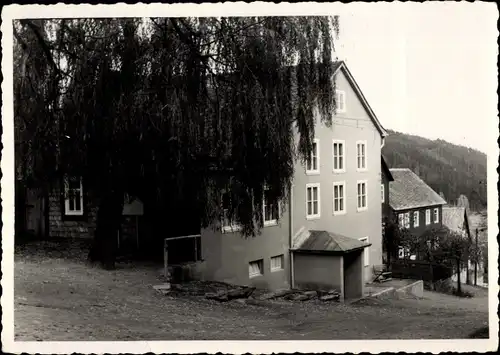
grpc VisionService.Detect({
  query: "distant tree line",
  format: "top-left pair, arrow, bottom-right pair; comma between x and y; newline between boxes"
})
383,130 -> 487,212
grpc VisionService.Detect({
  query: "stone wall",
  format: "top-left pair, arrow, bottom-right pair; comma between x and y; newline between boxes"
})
47,184 -> 139,248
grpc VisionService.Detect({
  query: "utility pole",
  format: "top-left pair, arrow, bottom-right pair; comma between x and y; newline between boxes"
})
474,228 -> 478,286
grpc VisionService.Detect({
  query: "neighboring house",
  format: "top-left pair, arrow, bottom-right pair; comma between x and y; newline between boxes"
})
443,206 -> 487,287
388,168 -> 447,259
20,176 -> 144,253
200,61 -> 388,300
381,156 -> 394,264
467,210 -> 488,286
381,156 -> 394,228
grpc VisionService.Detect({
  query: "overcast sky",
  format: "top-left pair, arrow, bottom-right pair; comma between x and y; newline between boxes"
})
334,3 -> 497,154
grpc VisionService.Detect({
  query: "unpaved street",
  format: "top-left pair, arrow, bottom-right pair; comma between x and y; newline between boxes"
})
14,244 -> 489,341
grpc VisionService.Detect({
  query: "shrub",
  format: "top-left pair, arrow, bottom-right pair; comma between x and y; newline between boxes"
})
452,288 -> 474,298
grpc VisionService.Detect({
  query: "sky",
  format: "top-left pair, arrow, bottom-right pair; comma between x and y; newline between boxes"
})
334,3 -> 498,154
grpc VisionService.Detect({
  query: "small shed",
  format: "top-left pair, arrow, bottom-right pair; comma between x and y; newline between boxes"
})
292,229 -> 371,300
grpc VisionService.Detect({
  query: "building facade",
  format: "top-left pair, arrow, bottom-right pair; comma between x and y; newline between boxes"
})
200,61 -> 388,294
388,168 -> 447,259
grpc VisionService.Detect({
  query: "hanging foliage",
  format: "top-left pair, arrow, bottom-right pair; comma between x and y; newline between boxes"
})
14,16 -> 340,267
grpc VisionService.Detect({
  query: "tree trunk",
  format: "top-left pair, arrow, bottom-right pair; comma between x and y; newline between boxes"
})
88,189 -> 124,269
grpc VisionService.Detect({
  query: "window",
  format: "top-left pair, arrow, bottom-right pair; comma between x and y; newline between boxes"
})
64,176 -> 84,216
425,209 -> 431,225
356,141 -> 367,171
413,211 -> 420,227
359,237 -> 369,266
306,139 -> 320,174
333,181 -> 346,215
357,181 -> 367,211
263,188 -> 279,226
306,183 -> 321,219
222,192 -> 242,232
433,208 -> 439,223
399,213 -> 410,229
398,246 -> 411,259
270,255 -> 284,272
332,140 -> 345,173
248,259 -> 264,278
381,183 -> 385,203
336,90 -> 346,113
404,212 -> 410,229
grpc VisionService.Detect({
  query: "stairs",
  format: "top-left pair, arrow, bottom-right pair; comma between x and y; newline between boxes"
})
373,265 -> 393,283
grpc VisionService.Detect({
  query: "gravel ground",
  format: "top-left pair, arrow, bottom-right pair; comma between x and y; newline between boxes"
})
14,241 -> 490,341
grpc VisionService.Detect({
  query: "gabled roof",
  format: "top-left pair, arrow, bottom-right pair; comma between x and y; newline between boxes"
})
206,61 -> 387,138
381,155 -> 394,181
442,206 -> 471,237
293,230 -> 371,255
334,61 -> 388,138
389,168 -> 447,211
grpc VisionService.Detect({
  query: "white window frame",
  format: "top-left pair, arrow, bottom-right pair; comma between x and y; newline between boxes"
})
356,180 -> 368,212
425,209 -> 431,225
332,139 -> 346,173
306,183 -> 321,220
356,140 -> 368,171
381,183 -> 385,203
433,208 -> 439,223
263,187 -> 279,227
398,213 -> 405,229
306,138 -> 320,175
248,259 -> 264,278
332,181 -> 346,215
359,237 -> 369,266
335,90 -> 346,113
413,211 -> 420,227
270,255 -> 284,272
64,176 -> 84,216
404,212 -> 410,229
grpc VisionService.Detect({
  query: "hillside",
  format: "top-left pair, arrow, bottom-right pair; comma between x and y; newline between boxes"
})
382,130 -> 487,211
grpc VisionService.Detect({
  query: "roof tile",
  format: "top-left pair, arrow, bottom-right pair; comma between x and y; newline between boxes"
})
295,230 -> 370,254
389,168 -> 447,210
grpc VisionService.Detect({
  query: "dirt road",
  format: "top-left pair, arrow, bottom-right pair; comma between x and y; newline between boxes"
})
14,252 -> 489,341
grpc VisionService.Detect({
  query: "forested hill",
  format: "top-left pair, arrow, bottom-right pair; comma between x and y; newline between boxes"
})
382,129 -> 487,211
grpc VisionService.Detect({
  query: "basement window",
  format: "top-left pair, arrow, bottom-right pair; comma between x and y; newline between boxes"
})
249,259 -> 264,278
270,255 -> 284,272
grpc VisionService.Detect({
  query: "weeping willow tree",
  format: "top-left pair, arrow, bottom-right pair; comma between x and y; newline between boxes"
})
14,17 -> 340,268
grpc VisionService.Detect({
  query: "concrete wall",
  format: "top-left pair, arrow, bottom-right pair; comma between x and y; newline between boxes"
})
200,208 -> 290,291
291,69 -> 383,283
343,250 -> 364,299
293,253 -> 343,295
395,280 -> 424,298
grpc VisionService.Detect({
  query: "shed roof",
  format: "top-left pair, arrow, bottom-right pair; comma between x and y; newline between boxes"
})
293,230 -> 371,254
389,168 -> 447,211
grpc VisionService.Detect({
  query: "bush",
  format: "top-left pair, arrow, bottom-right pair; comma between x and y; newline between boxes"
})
433,278 -> 454,293
452,288 -> 474,298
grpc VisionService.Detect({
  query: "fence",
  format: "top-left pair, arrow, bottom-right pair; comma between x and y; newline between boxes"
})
163,234 -> 202,278
391,260 -> 453,283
